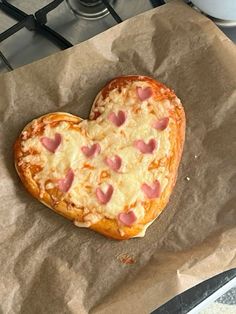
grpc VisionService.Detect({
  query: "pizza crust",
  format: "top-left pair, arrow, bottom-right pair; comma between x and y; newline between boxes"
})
14,76 -> 185,240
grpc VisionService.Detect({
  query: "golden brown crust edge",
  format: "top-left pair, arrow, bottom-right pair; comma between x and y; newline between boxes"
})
14,76 -> 185,240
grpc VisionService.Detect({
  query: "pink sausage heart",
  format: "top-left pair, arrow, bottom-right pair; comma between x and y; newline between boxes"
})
96,184 -> 114,204
104,155 -> 122,172
40,133 -> 62,153
108,110 -> 126,127
141,180 -> 161,199
136,86 -> 153,101
58,168 -> 74,193
134,138 -> 157,154
152,117 -> 169,131
81,143 -> 101,158
118,210 -> 137,227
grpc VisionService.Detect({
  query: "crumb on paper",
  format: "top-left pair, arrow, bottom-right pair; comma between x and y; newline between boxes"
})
117,253 -> 136,265
185,176 -> 190,181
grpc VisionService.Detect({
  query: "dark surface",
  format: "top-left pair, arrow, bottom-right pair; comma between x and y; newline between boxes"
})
152,269 -> 236,314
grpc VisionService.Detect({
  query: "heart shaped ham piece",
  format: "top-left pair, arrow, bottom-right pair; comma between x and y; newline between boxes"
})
40,133 -> 62,153
96,184 -> 114,204
81,143 -> 101,158
104,155 -> 122,172
134,139 -> 157,154
58,168 -> 74,193
141,180 -> 161,199
136,86 -> 153,101
14,75 -> 185,240
108,110 -> 126,127
118,210 -> 137,227
152,117 -> 169,131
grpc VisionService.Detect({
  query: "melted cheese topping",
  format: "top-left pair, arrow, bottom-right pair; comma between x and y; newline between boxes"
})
21,81 -> 173,225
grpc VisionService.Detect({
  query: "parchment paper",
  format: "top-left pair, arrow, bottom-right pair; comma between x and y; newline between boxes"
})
0,1 -> 236,313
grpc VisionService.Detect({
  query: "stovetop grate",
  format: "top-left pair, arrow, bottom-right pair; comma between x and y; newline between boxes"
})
0,0 -> 164,71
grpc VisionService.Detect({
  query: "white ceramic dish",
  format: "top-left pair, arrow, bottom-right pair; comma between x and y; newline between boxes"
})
191,0 -> 236,21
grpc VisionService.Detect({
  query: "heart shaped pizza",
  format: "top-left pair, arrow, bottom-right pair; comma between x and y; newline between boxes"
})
14,76 -> 185,240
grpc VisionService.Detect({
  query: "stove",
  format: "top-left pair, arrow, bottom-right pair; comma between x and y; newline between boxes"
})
0,0 -> 236,73
0,0 -> 235,312
0,0 -> 155,72
66,0 -> 118,20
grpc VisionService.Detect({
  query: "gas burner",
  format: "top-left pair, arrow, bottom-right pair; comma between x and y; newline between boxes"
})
66,0 -> 117,20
